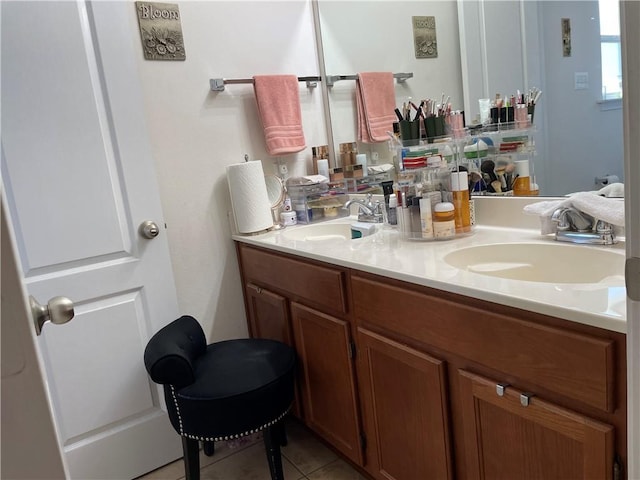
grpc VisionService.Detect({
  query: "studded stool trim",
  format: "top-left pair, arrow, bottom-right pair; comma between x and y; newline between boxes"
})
169,385 -> 291,442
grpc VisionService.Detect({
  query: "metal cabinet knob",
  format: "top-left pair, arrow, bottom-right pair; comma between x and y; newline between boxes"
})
30,295 -> 74,335
139,220 -> 160,239
520,392 -> 535,407
496,383 -> 509,397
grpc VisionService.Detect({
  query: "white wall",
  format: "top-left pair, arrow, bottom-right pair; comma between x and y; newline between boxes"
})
129,1 -> 327,340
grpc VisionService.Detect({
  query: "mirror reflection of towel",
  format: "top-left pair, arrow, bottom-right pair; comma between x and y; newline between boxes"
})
356,72 -> 397,143
253,75 -> 306,155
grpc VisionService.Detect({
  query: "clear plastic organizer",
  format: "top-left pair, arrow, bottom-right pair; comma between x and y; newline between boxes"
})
393,171 -> 475,242
393,124 -> 538,198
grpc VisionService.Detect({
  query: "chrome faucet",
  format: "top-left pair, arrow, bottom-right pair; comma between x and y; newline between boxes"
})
344,193 -> 384,223
550,207 -> 616,245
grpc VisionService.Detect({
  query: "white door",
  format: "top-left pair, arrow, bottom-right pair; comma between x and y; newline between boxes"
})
1,1 -> 183,478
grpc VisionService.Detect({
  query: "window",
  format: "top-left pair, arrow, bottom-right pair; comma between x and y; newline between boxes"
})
599,0 -> 622,99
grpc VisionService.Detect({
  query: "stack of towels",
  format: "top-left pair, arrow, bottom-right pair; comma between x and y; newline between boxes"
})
523,187 -> 625,235
253,75 -> 306,156
355,72 -> 397,143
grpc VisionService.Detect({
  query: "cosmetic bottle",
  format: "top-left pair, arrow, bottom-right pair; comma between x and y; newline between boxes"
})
432,202 -> 456,239
409,197 -> 422,236
399,192 -> 412,236
282,192 -> 292,212
419,197 -> 434,239
311,145 -> 328,174
387,193 -> 398,226
423,177 -> 442,211
451,171 -> 471,233
513,160 -> 531,196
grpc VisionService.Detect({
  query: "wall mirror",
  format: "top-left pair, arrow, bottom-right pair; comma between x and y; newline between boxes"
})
314,0 -> 624,197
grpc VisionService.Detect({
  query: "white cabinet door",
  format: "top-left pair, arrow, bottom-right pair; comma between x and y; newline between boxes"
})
1,1 -> 182,478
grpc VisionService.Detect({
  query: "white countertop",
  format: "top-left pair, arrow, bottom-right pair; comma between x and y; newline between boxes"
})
233,216 -> 627,334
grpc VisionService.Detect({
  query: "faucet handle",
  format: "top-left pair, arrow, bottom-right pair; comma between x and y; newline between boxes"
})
551,208 -> 571,231
595,220 -> 613,234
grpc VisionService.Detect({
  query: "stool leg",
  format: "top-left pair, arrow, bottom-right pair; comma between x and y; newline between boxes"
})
203,440 -> 215,456
263,425 -> 284,480
181,437 -> 200,480
274,420 -> 288,447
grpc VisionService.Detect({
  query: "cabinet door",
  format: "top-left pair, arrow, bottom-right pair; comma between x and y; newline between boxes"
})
291,302 -> 363,465
244,284 -> 302,417
458,370 -> 614,480
357,328 -> 453,480
245,283 -> 293,344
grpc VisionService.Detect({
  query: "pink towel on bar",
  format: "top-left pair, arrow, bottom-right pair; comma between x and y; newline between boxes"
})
356,72 -> 397,143
253,75 -> 306,156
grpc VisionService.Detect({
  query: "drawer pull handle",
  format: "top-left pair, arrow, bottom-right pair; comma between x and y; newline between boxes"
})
520,392 -> 535,407
496,383 -> 509,396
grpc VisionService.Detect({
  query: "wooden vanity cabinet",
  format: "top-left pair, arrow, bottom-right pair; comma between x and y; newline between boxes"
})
351,271 -> 626,479
236,243 -> 363,466
236,243 -> 627,479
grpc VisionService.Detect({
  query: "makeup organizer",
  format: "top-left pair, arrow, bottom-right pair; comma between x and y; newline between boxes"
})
391,121 -> 537,241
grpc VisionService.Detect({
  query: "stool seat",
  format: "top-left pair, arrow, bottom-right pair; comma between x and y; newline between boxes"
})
144,316 -> 296,480
168,339 -> 295,441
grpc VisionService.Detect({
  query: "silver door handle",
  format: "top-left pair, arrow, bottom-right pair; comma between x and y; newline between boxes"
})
139,220 -> 160,239
30,296 -> 74,335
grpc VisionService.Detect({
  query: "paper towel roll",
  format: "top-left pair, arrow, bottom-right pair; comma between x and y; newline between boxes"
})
226,161 -> 273,234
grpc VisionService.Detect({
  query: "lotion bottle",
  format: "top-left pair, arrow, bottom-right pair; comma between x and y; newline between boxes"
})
451,171 -> 471,233
419,197 -> 434,239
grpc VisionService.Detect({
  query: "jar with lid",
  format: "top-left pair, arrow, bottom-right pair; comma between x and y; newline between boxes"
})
432,202 -> 456,239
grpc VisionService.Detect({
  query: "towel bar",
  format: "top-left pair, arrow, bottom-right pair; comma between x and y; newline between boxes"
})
210,76 -> 321,92
325,72 -> 413,87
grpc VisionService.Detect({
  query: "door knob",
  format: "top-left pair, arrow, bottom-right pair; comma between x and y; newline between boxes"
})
30,296 -> 74,335
139,220 -> 160,239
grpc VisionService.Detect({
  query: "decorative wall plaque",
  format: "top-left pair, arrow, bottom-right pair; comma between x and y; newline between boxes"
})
412,16 -> 438,59
135,2 -> 186,61
562,18 -> 572,57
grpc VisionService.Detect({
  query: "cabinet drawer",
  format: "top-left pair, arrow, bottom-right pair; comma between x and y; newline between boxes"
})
238,244 -> 348,314
352,275 -> 615,412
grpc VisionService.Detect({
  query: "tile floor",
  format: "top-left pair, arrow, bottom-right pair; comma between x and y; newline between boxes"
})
138,418 -> 367,480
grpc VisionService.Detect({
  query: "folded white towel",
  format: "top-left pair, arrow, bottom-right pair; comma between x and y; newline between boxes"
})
523,192 -> 625,235
567,182 -> 624,198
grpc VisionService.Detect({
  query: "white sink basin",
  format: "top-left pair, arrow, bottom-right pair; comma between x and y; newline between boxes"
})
280,222 -> 354,242
444,243 -> 625,284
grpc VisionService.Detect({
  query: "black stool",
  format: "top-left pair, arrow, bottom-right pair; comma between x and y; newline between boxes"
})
144,315 -> 296,480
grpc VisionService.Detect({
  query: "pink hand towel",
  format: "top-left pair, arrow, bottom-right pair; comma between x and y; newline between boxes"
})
356,72 -> 397,143
253,75 -> 306,156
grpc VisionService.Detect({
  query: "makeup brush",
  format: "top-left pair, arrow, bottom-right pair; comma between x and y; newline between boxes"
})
481,159 -> 498,183
468,171 -> 484,192
494,167 -> 508,191
503,163 -> 516,190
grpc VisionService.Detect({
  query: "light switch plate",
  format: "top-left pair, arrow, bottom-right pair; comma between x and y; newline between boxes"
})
575,72 -> 589,90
